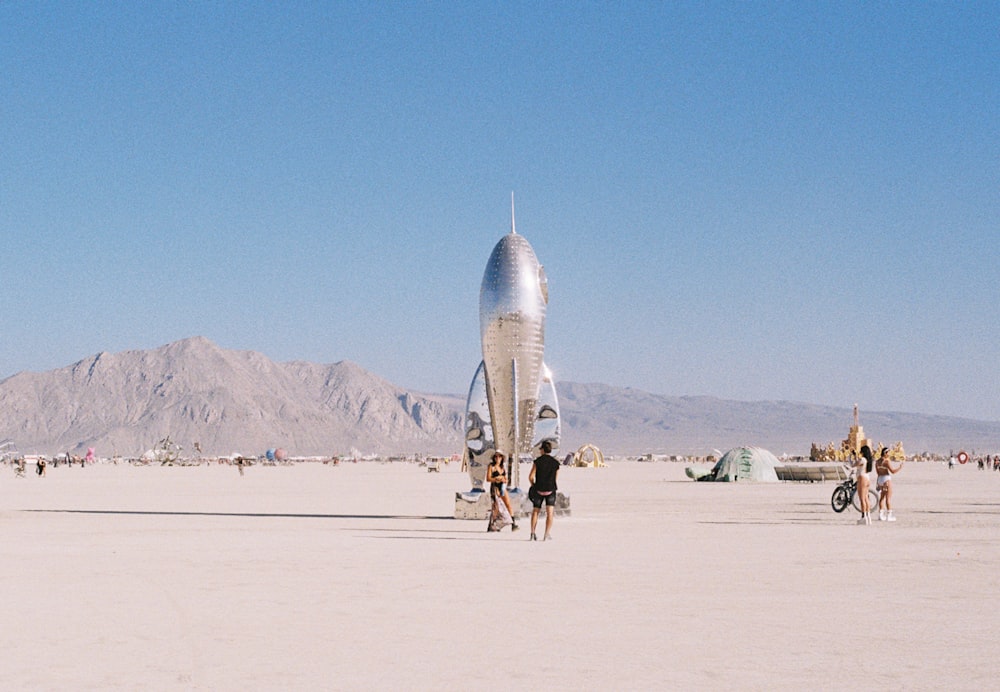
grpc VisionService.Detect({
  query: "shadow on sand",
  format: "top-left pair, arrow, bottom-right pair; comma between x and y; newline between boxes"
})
25,508 -> 454,521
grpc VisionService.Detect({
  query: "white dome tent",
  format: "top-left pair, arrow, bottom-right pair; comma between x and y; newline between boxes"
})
706,446 -> 780,482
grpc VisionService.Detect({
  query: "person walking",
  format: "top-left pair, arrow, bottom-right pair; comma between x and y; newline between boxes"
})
528,440 -> 559,541
876,447 -> 904,521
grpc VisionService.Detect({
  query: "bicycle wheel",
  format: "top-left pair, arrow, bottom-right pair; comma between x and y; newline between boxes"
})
831,485 -> 851,513
852,488 -> 880,513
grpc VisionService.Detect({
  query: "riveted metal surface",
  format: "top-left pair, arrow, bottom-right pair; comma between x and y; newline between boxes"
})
464,223 -> 561,491
480,232 -> 546,486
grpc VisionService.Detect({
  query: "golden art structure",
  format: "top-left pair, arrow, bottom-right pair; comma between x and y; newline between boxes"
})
572,443 -> 605,468
843,404 -> 872,457
810,404 -> 905,462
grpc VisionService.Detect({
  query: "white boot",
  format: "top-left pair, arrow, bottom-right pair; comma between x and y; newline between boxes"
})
878,509 -> 886,521
887,510 -> 896,522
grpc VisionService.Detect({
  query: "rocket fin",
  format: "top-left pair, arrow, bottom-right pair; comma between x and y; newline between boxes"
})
532,362 -> 560,451
464,361 -> 494,489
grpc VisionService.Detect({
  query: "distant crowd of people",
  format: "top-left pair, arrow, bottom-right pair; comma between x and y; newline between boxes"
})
946,454 -> 1000,470
976,456 -> 1000,471
4,454 -> 91,478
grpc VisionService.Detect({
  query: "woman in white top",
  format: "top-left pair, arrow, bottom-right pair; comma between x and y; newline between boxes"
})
876,447 -> 904,521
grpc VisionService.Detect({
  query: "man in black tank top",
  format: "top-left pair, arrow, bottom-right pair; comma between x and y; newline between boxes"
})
528,440 -> 560,541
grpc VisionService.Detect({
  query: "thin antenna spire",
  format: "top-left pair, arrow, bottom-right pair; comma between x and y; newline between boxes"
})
510,192 -> 516,234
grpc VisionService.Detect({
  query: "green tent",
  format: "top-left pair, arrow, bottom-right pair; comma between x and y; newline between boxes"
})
708,447 -> 780,482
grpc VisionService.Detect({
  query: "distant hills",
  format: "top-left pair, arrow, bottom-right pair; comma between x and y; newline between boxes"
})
0,337 -> 459,457
1,337 -> 997,457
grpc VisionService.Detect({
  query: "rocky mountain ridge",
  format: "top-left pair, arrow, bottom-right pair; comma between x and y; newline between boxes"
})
0,337 -> 460,457
1,337 -> 997,456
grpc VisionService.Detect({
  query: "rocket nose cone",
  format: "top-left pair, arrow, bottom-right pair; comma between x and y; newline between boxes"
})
481,233 -> 542,297
479,232 -> 547,335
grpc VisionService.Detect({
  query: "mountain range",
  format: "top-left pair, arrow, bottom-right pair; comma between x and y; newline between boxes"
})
1,337 -> 997,457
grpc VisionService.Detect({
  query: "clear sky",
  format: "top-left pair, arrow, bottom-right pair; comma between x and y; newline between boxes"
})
2,2 -> 998,421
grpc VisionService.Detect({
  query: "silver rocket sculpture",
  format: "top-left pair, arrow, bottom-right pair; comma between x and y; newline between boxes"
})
464,200 -> 560,490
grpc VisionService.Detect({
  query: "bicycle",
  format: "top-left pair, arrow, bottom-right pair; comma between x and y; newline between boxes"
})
831,472 -> 879,513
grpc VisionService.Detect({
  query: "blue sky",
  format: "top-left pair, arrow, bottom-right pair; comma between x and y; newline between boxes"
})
2,2 -> 998,421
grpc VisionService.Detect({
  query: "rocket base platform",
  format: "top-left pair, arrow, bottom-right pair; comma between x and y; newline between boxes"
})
454,488 -> 571,520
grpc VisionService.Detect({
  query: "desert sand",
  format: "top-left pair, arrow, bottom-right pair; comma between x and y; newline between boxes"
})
2,460 -> 998,690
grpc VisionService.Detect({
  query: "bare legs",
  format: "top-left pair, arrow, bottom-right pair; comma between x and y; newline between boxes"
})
501,493 -> 514,518
530,506 -> 554,540
857,475 -> 871,523
502,492 -> 518,530
879,481 -> 895,520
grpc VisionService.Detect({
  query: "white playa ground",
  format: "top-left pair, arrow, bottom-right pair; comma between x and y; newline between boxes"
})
2,460 -> 998,690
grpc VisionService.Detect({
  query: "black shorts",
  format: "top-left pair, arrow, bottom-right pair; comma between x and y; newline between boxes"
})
529,486 -> 556,508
